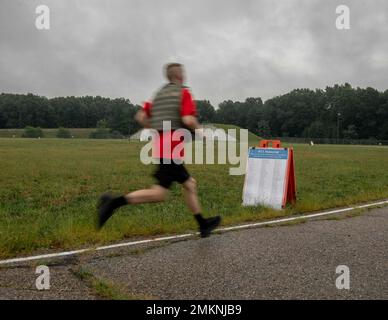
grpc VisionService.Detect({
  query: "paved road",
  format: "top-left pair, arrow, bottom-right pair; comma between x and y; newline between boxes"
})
1,206 -> 387,299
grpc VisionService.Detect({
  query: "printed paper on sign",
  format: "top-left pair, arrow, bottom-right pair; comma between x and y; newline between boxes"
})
243,148 -> 289,209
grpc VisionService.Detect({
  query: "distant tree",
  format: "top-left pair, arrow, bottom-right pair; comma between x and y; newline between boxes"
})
245,97 -> 263,132
342,125 -> 358,139
96,119 -> 108,128
89,119 -> 112,139
22,126 -> 43,138
378,123 -> 388,140
303,121 -> 327,138
256,120 -> 271,138
196,100 -> 216,123
56,127 -> 71,138
215,100 -> 239,125
107,99 -> 140,135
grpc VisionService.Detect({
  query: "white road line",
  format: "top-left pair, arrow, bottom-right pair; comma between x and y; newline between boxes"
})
1,199 -> 387,266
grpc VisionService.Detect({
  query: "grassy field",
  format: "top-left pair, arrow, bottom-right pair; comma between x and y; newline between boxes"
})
1,138 -> 388,259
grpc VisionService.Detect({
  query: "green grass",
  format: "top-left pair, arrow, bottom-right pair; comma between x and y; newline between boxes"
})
71,267 -> 150,300
266,218 -> 308,227
0,138 -> 388,259
324,208 -> 365,220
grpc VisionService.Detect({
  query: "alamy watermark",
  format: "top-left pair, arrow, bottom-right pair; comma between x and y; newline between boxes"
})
335,265 -> 350,290
336,5 -> 350,30
35,5 -> 50,30
139,122 -> 248,176
35,265 -> 50,290
34,4 -> 350,31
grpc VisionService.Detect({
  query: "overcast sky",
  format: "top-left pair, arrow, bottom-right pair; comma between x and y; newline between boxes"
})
0,0 -> 387,106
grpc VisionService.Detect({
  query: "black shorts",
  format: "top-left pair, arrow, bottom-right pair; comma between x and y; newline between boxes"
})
153,159 -> 190,189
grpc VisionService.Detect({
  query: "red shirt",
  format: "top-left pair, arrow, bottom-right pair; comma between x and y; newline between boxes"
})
143,87 -> 197,160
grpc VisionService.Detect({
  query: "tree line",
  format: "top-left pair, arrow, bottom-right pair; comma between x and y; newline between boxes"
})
0,94 -> 141,136
197,83 -> 388,140
1,83 -> 387,139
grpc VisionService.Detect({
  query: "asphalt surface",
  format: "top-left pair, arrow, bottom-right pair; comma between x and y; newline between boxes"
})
0,206 -> 387,299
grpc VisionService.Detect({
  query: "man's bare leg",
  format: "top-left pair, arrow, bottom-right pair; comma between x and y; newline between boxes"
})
97,178 -> 220,237
182,177 -> 221,237
97,185 -> 168,229
125,185 -> 168,204
182,177 -> 201,214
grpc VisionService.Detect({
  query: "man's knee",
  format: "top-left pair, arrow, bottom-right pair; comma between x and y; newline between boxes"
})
183,177 -> 197,193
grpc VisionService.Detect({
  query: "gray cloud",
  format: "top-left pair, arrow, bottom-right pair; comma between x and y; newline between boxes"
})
0,0 -> 387,106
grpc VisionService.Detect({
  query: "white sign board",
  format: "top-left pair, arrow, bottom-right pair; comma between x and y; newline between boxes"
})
242,147 -> 289,210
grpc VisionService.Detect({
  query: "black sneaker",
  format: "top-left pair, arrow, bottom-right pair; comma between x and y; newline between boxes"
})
97,193 -> 115,230
200,216 -> 221,238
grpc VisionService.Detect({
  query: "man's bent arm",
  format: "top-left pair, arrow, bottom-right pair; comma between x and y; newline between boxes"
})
135,109 -> 151,128
182,115 -> 201,130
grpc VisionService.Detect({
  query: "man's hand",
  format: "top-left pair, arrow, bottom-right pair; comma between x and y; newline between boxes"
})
181,115 -> 200,131
135,109 -> 150,128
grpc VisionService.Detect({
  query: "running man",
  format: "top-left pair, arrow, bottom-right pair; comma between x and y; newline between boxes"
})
97,63 -> 221,237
